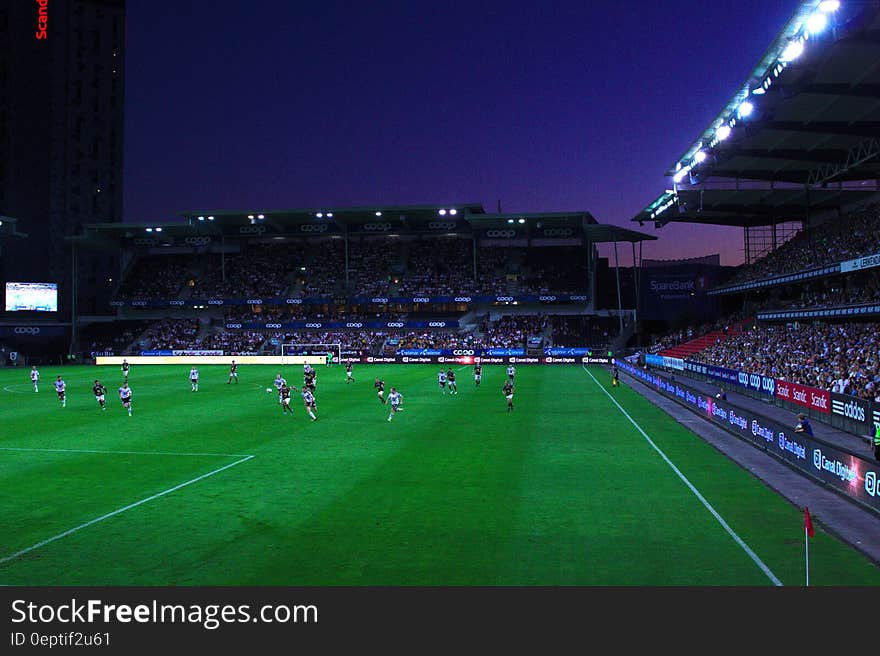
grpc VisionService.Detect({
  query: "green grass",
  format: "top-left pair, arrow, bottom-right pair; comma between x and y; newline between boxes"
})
0,363 -> 877,585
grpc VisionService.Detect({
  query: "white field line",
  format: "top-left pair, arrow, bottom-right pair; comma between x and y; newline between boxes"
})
582,365 -> 783,586
0,454 -> 254,566
0,446 -> 251,458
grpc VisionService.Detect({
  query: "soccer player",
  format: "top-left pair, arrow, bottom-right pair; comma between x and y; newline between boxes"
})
93,380 -> 107,410
387,387 -> 403,422
227,360 -> 238,384
473,363 -> 482,388
446,368 -> 458,395
54,376 -> 66,408
502,379 -> 514,413
304,368 -> 316,393
326,350 -> 334,367
506,364 -> 516,384
611,365 -> 619,388
273,372 -> 287,392
118,381 -> 133,416
190,366 -> 200,392
345,361 -> 355,384
374,377 -> 386,404
280,383 -> 296,416
302,388 -> 317,421
30,365 -> 40,392
438,369 -> 447,394
121,359 -> 130,382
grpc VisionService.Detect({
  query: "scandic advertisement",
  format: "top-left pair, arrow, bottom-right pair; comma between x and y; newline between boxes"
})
616,359 -> 880,514
775,379 -> 831,415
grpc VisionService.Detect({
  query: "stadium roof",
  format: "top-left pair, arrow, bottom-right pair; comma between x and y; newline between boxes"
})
633,187 -> 878,227
665,0 -> 880,186
0,215 -> 26,239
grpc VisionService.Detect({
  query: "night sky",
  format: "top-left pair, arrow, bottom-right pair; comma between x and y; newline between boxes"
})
123,0 -> 803,266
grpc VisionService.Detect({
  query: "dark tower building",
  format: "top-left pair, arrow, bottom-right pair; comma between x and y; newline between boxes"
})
0,0 -> 125,323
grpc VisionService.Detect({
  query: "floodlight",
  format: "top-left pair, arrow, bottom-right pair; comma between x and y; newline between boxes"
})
818,0 -> 840,12
716,125 -> 732,141
326,213 -> 333,217
694,151 -> 707,163
439,209 -> 447,215
208,216 -> 214,221
806,12 -> 828,35
155,227 -> 163,232
248,214 -> 254,219
145,228 -> 153,232
738,101 -> 754,118
449,209 -> 457,215
316,213 -> 323,218
375,211 -> 382,216
257,214 -> 265,219
518,219 -> 525,224
198,216 -> 205,220
780,39 -> 804,62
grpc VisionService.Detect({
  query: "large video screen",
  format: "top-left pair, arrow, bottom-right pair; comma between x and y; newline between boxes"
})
5,282 -> 58,312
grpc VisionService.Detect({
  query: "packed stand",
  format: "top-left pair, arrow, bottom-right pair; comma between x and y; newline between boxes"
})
395,237 -> 473,296
688,321 -> 880,402
116,256 -> 191,300
727,203 -> 880,286
138,319 -> 200,351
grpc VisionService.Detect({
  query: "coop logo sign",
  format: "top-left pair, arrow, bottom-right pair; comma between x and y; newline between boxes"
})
386,322 -> 404,328
207,299 -> 224,305
452,350 -> 475,356
131,301 -> 147,307
285,298 -> 303,305
184,236 -> 212,246
35,0 -> 49,40
542,228 -> 573,237
305,323 -> 322,329
453,297 -> 472,303
300,224 -> 328,233
371,298 -> 388,304
246,299 -> 263,305
412,297 -> 430,304
346,322 -> 364,328
265,323 -> 282,329
226,323 -> 243,329
239,225 -> 266,235
168,300 -> 184,306
428,221 -> 456,230
364,223 -> 391,231
14,327 -> 41,335
539,295 -> 557,302
495,296 -> 513,302
570,295 -> 589,302
486,230 -> 515,238
428,322 -> 446,328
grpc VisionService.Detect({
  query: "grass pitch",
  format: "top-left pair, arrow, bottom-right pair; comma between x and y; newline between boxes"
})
1,363 -> 878,585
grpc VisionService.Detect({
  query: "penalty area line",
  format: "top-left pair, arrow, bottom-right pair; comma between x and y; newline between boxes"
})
0,454 -> 255,567
581,365 -> 783,587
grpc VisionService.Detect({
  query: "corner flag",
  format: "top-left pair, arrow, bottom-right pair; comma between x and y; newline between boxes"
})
804,506 -> 814,586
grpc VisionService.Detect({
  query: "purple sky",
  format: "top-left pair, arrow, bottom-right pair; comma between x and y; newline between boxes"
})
123,0 -> 802,266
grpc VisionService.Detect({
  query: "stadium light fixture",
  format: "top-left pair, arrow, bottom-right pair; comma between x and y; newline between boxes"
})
716,125 -> 732,141
155,227 -> 163,232
300,267 -> 306,271
818,0 -> 840,12
449,209 -> 457,215
806,12 -> 828,35
208,216 -> 214,221
737,101 -> 754,118
197,215 -> 205,221
439,209 -> 447,215
673,170 -> 687,184
780,39 -> 804,62
507,219 -> 514,224
257,214 -> 265,219
248,214 -> 254,219
316,213 -> 323,218
694,150 -> 707,163
518,219 -> 525,224
145,228 -> 153,232
375,211 -> 382,216
327,212 -> 333,217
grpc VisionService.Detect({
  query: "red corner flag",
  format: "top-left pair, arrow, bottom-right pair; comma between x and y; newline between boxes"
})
804,506 -> 815,538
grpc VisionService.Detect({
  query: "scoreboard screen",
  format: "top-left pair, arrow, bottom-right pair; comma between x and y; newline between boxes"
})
5,282 -> 58,312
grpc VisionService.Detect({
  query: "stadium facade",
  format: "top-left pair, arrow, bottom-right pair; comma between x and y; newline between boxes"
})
0,0 -> 126,321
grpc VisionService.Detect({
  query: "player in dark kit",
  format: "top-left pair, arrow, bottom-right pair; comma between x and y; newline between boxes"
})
502,379 -> 515,412
227,360 -> 239,384
121,359 -> 130,383
374,378 -> 386,404
473,363 -> 482,387
446,368 -> 458,395
345,361 -> 355,384
305,368 -> 317,392
279,383 -> 297,416
93,380 -> 107,411
611,365 -> 619,388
